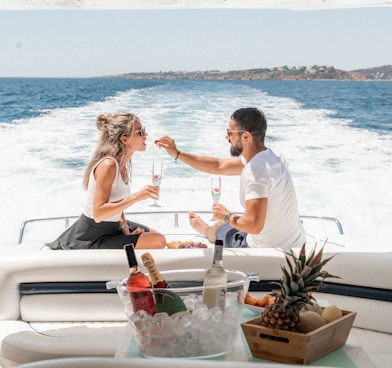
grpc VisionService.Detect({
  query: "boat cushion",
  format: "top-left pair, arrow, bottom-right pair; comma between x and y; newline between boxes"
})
1,321 -> 126,365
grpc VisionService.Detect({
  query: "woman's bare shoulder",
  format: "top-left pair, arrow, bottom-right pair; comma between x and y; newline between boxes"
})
95,157 -> 118,176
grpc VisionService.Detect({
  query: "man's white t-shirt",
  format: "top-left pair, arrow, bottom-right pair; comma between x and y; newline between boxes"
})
239,148 -> 305,250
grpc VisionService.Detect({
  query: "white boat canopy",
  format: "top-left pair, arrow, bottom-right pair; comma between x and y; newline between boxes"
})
0,0 -> 391,11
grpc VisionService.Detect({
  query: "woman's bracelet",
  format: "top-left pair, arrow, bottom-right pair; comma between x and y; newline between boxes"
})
174,150 -> 181,163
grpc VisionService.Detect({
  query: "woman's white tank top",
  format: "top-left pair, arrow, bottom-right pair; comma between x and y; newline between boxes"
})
82,157 -> 130,222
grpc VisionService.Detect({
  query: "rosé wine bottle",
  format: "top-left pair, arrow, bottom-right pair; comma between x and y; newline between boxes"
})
125,244 -> 156,316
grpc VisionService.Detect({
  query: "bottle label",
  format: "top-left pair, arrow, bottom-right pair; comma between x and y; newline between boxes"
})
141,252 -> 165,286
203,240 -> 227,309
203,285 -> 226,310
216,287 -> 227,310
154,289 -> 187,315
131,291 -> 156,315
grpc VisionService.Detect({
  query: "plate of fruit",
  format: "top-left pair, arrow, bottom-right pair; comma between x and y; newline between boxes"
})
244,292 -> 275,315
166,240 -> 209,249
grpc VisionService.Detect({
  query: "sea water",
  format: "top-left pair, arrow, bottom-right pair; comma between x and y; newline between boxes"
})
0,78 -> 391,247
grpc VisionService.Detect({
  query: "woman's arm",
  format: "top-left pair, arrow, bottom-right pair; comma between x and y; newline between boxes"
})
92,159 -> 159,223
119,212 -> 131,234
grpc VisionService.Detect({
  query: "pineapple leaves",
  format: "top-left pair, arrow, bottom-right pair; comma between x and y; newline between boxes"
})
269,243 -> 339,303
261,243 -> 339,332
299,243 -> 306,268
307,245 -> 324,267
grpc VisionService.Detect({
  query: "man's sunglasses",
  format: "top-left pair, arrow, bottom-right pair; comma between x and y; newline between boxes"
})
226,129 -> 246,136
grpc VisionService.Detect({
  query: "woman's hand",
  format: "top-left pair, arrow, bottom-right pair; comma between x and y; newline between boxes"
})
130,227 -> 145,235
132,185 -> 160,202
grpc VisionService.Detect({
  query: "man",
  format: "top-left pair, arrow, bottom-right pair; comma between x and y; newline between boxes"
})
155,107 -> 305,250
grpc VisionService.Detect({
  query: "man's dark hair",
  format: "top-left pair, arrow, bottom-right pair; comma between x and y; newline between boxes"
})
231,107 -> 266,143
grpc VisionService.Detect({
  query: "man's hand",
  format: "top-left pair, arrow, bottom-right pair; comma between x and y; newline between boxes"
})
212,202 -> 230,223
154,135 -> 179,158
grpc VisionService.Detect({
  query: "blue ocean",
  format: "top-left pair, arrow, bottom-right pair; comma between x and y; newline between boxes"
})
0,78 -> 391,247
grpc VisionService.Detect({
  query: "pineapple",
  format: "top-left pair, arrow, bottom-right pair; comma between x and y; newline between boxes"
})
259,243 -> 338,332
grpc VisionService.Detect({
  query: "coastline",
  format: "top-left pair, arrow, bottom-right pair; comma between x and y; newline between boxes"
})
104,65 -> 392,81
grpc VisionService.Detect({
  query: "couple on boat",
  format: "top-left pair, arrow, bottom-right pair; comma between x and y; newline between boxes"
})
47,107 -> 305,251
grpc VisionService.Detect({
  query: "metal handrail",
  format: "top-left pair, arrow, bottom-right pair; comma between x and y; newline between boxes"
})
17,211 -> 212,244
18,215 -> 79,244
18,211 -> 343,244
300,215 -> 344,235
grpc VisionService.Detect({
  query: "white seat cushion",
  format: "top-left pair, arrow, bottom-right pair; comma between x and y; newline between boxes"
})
0,321 -> 127,366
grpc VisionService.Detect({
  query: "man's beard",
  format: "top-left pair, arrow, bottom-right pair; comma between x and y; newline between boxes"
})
230,142 -> 243,157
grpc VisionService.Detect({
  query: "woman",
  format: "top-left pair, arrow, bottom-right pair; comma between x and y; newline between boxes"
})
47,112 -> 166,249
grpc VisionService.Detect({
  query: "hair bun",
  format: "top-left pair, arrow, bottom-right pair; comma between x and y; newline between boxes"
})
96,114 -> 112,131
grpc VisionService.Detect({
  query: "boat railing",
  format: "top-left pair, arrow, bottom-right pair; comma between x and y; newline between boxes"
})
300,215 -> 344,235
18,211 -> 343,244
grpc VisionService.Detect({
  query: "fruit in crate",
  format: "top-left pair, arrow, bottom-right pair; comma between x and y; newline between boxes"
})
304,302 -> 323,315
322,304 -> 343,323
259,243 -> 339,332
299,310 -> 325,332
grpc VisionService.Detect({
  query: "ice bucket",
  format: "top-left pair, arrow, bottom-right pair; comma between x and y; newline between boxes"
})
108,268 -> 258,359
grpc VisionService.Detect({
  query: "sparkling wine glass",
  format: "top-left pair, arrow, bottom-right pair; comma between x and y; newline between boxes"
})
211,176 -> 222,203
210,176 -> 221,219
150,161 -> 163,207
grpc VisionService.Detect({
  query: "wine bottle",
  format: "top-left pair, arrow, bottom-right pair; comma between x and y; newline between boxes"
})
141,252 -> 187,315
124,244 -> 156,316
202,239 -> 227,309
141,252 -> 170,288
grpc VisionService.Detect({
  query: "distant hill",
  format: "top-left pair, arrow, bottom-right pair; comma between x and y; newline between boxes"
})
351,65 -> 392,80
113,65 -> 392,81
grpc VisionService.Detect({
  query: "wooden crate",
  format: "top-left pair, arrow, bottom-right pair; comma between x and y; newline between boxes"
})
241,310 -> 356,365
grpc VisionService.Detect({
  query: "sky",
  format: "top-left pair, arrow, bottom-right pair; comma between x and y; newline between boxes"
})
0,7 -> 391,78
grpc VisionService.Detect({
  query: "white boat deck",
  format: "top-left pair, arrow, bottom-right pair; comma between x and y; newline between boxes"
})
3,212 -> 390,368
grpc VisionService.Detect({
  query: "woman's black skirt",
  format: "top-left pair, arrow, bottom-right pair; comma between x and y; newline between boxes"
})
46,213 -> 149,250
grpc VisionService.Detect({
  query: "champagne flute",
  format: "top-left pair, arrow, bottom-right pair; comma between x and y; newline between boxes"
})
211,176 -> 221,203
210,176 -> 221,219
150,161 -> 163,207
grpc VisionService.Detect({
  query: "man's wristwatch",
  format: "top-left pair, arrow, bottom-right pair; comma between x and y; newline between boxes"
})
224,213 -> 232,224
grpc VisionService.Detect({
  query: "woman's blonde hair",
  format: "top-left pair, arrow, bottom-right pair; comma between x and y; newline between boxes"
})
83,112 -> 139,189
